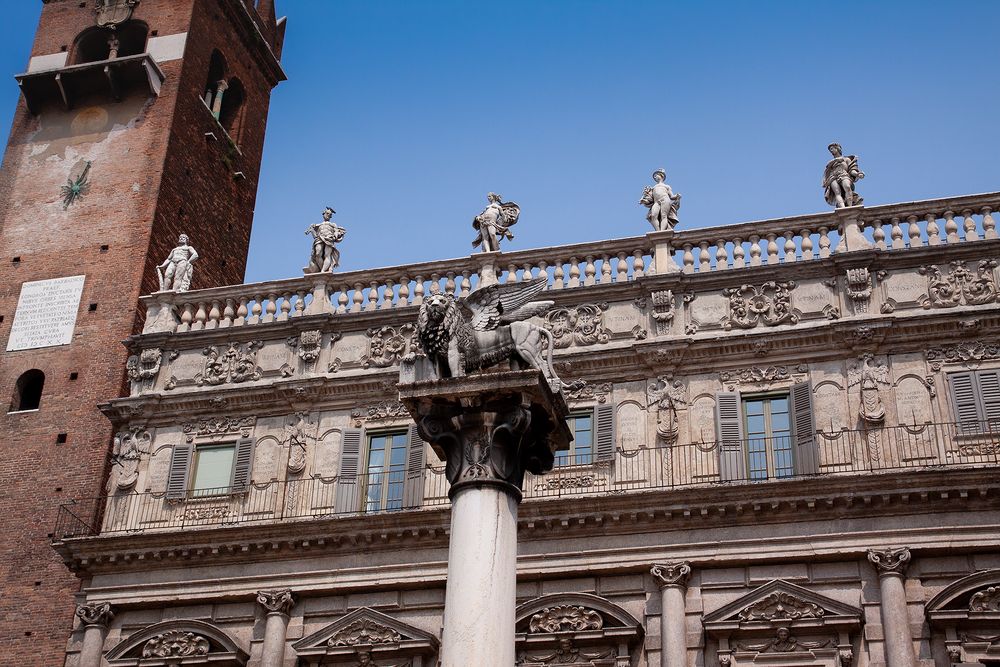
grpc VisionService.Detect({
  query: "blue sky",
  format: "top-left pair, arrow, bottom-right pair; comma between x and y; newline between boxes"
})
1,2 -> 997,283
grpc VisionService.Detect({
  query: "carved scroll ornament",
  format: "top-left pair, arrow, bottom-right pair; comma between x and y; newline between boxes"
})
738,592 -> 825,621
362,324 -> 417,368
723,281 -> 797,330
126,348 -> 162,383
867,546 -> 911,576
544,303 -> 611,348
920,260 -> 999,308
736,627 -> 832,653
527,605 -> 604,633
970,586 -> 1000,612
194,341 -> 263,386
142,630 -> 210,657
76,601 -> 114,628
257,589 -> 295,615
329,619 -> 401,646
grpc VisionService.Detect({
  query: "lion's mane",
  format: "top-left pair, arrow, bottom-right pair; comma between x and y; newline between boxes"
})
417,297 -> 478,373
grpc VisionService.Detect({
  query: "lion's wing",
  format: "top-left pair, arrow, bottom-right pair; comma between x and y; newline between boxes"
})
501,300 -> 553,323
464,277 -> 548,331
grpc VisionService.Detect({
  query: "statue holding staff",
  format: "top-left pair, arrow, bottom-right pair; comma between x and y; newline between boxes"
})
156,234 -> 199,292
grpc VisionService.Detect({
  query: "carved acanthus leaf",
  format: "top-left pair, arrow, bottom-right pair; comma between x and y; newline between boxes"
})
528,605 -> 604,633
543,303 -> 611,348
970,586 -> 1000,612
920,260 -> 999,309
142,630 -> 210,658
329,619 -> 401,646
723,281 -> 797,330
737,593 -> 825,621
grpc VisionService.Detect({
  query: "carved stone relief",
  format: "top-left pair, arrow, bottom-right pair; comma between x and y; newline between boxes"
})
719,365 -> 805,391
257,589 -> 295,615
517,637 -> 614,665
736,627 -> 832,653
647,376 -> 686,445
738,592 -> 825,621
76,601 -> 114,628
283,412 -> 315,474
544,303 -> 611,348
527,606 -> 604,633
112,426 -> 151,489
563,380 -> 612,404
970,586 -> 1000,612
287,329 -> 331,365
183,416 -> 255,443
919,260 -> 999,308
329,619 -> 401,646
142,630 -> 210,658
351,401 -> 409,426
845,267 -> 872,313
362,324 -> 417,368
126,348 -> 162,389
194,341 -> 263,386
723,281 -> 797,330
848,354 -> 889,425
925,340 -> 1000,370
650,289 -> 675,335
616,401 -> 644,451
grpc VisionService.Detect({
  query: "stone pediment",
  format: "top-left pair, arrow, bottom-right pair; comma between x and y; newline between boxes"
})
703,580 -> 862,634
291,607 -> 438,666
105,619 -> 247,665
926,570 -> 1000,664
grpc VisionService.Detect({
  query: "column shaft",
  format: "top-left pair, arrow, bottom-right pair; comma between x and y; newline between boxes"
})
877,574 -> 916,667
440,486 -> 519,667
260,612 -> 290,667
78,624 -> 106,667
660,585 -> 686,666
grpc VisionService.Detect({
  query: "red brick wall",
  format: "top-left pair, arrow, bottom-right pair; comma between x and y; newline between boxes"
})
0,1 -> 281,662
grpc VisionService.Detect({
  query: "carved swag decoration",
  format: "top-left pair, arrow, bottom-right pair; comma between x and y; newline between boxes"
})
925,340 -> 1000,370
528,606 -> 604,633
517,637 -> 615,665
195,341 -> 263,386
142,630 -> 210,658
183,416 -> 255,443
329,619 -> 402,646
544,303 -> 611,348
723,281 -> 797,330
738,592 -> 825,621
920,260 -> 999,308
352,401 -> 409,426
736,627 -> 832,653
363,324 -> 417,368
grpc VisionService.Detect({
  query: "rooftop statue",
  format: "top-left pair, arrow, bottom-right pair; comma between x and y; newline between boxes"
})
156,234 -> 199,292
823,143 -> 865,208
472,192 -> 520,252
305,206 -> 347,273
415,277 -> 565,391
640,168 -> 681,231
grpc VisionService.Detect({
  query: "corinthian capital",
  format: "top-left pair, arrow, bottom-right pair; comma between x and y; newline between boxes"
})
256,589 -> 295,615
76,601 -> 114,628
650,561 -> 692,589
867,546 -> 911,577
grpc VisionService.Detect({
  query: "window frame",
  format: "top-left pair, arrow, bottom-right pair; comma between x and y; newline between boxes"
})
740,390 -> 795,481
188,442 -> 238,498
555,410 -> 596,467
361,428 -> 410,512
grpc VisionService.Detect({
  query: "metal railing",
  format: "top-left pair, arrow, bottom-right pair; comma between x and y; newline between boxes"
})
52,421 -> 1000,541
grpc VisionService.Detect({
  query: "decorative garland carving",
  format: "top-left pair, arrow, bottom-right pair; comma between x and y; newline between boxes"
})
352,401 -> 409,426
736,627 -> 832,653
126,348 -> 162,384
738,593 -> 825,621
537,474 -> 607,491
112,426 -> 151,489
970,586 -> 1000,612
719,365 -> 791,389
527,605 -> 604,633
925,340 -> 1000,371
183,416 -> 255,442
650,289 -> 675,335
563,380 -> 612,404
517,637 -> 614,665
543,303 -> 611,348
194,341 -> 263,386
182,506 -> 230,521
647,376 -> 685,445
723,281 -> 797,330
329,619 -> 401,646
362,324 -> 417,368
142,630 -> 210,658
920,260 -> 999,308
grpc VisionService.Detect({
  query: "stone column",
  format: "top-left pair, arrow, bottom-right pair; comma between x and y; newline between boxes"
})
476,250 -> 502,287
76,601 -> 114,667
835,207 -> 872,252
256,589 -> 295,667
399,370 -> 570,667
651,562 -> 691,667
647,230 -> 681,274
867,547 -> 916,667
211,79 -> 228,119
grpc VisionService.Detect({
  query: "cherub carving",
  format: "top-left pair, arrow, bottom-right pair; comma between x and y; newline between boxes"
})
472,192 -> 520,252
416,277 -> 564,390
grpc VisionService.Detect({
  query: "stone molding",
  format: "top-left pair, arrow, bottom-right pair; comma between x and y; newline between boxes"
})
256,589 -> 294,616
867,546 -> 911,577
650,561 -> 691,589
76,601 -> 114,628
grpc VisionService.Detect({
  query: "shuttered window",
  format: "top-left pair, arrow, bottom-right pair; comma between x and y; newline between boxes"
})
594,404 -> 616,462
336,426 -> 426,513
556,412 -> 595,466
949,370 -> 1000,433
165,437 -> 254,500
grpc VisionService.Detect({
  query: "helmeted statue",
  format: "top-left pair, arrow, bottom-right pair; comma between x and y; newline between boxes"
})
416,277 -> 565,390
305,206 -> 347,273
823,143 -> 865,208
472,192 -> 520,252
639,168 -> 681,231
156,234 -> 199,292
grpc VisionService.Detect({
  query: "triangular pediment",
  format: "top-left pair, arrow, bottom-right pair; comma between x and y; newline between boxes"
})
703,580 -> 862,634
291,607 -> 438,661
106,619 -> 247,665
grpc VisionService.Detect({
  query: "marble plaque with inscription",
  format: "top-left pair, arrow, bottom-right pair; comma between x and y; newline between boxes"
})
7,275 -> 86,351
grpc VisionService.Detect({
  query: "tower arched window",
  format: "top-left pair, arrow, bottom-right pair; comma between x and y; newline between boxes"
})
218,77 -> 245,139
10,369 -> 44,412
71,21 -> 148,65
203,50 -> 229,116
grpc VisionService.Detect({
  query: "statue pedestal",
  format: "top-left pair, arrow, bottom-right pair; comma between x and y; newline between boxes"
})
398,370 -> 571,667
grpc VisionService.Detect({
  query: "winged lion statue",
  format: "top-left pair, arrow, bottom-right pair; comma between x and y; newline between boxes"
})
415,277 -> 566,391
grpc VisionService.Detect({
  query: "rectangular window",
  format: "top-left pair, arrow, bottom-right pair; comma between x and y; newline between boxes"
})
949,369 -> 1000,433
190,444 -> 236,497
555,412 -> 594,467
742,394 -> 794,480
364,430 -> 409,512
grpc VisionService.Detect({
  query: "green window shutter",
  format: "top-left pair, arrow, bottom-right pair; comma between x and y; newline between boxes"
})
790,381 -> 818,475
335,429 -> 363,513
949,371 -> 982,432
165,443 -> 193,500
230,436 -> 255,492
975,370 -> 1000,425
594,404 -> 616,462
402,423 -> 426,508
715,391 -> 745,482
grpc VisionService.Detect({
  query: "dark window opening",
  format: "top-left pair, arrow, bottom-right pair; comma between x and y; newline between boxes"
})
56,433 -> 68,444
218,77 -> 245,140
203,50 -> 228,114
71,21 -> 148,65
10,369 -> 44,412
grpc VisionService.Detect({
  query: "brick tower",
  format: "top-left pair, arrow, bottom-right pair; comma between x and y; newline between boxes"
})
0,1 -> 285,662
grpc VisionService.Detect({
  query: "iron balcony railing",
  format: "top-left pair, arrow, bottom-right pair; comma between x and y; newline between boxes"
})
52,420 -> 1000,541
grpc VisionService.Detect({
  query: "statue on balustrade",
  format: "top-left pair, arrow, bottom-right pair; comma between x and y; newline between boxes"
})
156,234 -> 199,292
823,143 -> 865,208
472,192 -> 520,252
640,168 -> 681,231
305,206 -> 347,273
415,277 -> 566,391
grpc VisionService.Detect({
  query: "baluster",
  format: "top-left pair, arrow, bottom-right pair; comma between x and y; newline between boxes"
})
277,295 -> 292,322
983,206 -> 997,240
553,261 -> 565,289
765,234 -> 779,265
412,276 -> 425,306
925,214 -> 940,246
818,228 -> 831,258
800,230 -> 814,260
398,276 -> 410,307
460,270 -> 472,297
293,291 -> 306,317
698,242 -> 711,272
907,215 -> 922,247
600,255 -> 612,283
732,238 -> 745,269
178,303 -> 195,332
888,217 -> 903,249
363,282 -> 377,311
568,257 -> 581,287
189,302 -> 206,330
616,253 -> 629,282
249,296 -> 263,325
505,265 -> 517,283
783,231 -> 797,262
584,255 -> 596,286
962,208 -> 979,242
871,219 -> 886,249
944,210 -> 959,244
351,283 -> 364,313
263,293 -> 278,322
221,298 -> 235,327
430,273 -> 442,295
749,236 -> 762,267
522,263 -> 533,282
444,272 -> 456,296
682,244 -> 695,274
537,262 -> 550,287
714,242 -> 732,275
383,279 -> 396,307
336,285 -> 349,313
633,250 -> 646,278
205,300 -> 221,329
235,297 -> 248,326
